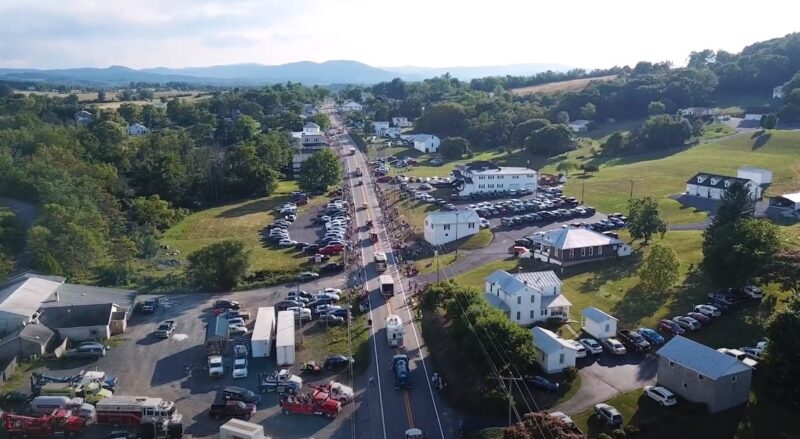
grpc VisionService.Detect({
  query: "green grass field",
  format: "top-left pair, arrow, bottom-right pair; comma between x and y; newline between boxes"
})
162,181 -> 328,275
543,130 -> 800,224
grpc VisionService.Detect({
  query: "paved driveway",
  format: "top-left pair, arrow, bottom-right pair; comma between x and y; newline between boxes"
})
555,353 -> 658,415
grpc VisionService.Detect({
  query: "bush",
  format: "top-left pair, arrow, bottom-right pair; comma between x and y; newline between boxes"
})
612,429 -> 627,439
597,434 -> 613,439
623,425 -> 639,436
562,366 -> 578,381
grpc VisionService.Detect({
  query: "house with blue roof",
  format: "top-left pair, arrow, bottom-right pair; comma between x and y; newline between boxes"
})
531,326 -> 578,373
484,270 -> 571,325
656,336 -> 752,413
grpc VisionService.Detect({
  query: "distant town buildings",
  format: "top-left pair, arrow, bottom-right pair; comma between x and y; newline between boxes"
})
127,123 -> 149,136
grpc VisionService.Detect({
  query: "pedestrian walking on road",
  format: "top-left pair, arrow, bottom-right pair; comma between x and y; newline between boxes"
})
369,376 -> 375,387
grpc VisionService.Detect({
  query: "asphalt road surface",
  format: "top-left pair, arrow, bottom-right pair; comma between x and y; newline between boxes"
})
331,114 -> 450,439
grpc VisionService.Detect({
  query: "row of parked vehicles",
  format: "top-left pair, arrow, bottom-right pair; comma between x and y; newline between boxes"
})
275,288 -> 351,326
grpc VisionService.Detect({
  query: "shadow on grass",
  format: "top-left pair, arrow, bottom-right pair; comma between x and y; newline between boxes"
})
752,132 -> 772,150
566,251 -> 643,295
216,196 -> 291,219
612,285 -> 669,327
586,144 -> 693,168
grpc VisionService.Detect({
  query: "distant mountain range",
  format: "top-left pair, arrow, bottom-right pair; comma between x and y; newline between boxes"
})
0,60 -> 570,86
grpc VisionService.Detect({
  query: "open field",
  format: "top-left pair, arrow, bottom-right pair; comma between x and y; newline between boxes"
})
573,385 -> 800,439
542,130 -> 800,224
511,75 -> 617,96
162,181 -> 328,276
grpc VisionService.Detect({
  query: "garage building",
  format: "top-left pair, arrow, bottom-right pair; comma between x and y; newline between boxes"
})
38,303 -> 126,341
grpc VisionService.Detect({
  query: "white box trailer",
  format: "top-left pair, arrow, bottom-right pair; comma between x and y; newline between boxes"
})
251,307 -> 276,358
276,310 -> 295,366
220,418 -> 265,439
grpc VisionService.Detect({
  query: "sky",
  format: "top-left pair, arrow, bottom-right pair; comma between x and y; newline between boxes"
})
0,0 -> 797,70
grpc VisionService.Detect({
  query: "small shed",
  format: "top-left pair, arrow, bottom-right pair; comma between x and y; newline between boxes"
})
531,327 -> 577,374
772,192 -> 800,211
581,307 -> 617,339
206,316 -> 229,355
737,167 -> 772,186
220,418 -> 265,439
0,324 -> 55,360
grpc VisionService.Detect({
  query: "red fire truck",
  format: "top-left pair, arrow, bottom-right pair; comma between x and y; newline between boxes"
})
95,395 -> 183,437
2,409 -> 86,438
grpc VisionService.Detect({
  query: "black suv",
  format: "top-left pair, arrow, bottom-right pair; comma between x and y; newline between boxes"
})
208,400 -> 256,420
617,329 -> 651,353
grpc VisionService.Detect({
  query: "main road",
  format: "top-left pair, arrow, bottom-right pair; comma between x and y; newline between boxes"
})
328,112 -> 451,439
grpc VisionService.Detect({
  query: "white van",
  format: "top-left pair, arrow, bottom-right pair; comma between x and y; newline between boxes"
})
31,396 -> 96,420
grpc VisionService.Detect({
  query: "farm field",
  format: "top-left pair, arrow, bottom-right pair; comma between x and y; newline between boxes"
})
511,75 -> 617,96
16,89 -> 208,108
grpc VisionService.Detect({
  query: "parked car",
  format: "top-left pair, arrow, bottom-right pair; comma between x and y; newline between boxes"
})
523,375 -> 559,392
617,330 -> 650,353
739,347 -> 764,360
693,304 -> 721,317
314,304 -> 342,315
594,403 -> 623,427
297,271 -> 320,282
672,316 -> 702,331
743,285 -> 764,299
317,314 -> 345,325
637,327 -> 665,346
222,386 -> 261,404
687,312 -> 711,325
229,325 -> 248,335
64,343 -> 106,360
658,319 -> 685,335
566,340 -> 587,358
208,400 -> 256,420
717,348 -> 758,368
324,355 -> 354,370
600,338 -> 627,355
644,385 -> 677,407
579,338 -> 603,354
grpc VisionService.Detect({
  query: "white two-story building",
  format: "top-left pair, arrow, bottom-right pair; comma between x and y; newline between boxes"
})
484,269 -> 571,325
423,210 -> 480,246
340,101 -> 363,112
453,161 -> 537,196
373,121 -> 391,135
401,134 -> 440,153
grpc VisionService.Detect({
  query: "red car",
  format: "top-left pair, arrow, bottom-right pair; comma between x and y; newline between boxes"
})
319,244 -> 344,255
658,319 -> 685,335
687,312 -> 711,325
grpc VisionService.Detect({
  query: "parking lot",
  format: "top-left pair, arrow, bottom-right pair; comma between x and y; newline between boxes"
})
11,275 -> 359,439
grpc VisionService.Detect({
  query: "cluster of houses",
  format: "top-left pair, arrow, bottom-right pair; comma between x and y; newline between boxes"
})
0,272 -> 135,375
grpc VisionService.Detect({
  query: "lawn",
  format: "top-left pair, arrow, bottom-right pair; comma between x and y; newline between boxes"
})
511,75 -> 617,96
461,228 -> 494,250
162,181 -> 329,275
573,384 -> 800,439
298,314 -> 370,376
414,254 -> 464,276
543,130 -> 800,224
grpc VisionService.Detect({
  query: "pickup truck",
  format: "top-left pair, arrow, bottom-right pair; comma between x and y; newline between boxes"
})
617,329 -> 650,353
208,400 -> 256,420
140,298 -> 158,313
155,321 -> 176,338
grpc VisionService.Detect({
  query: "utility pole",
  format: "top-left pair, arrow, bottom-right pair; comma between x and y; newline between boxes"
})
454,212 -> 460,257
629,179 -> 636,199
435,250 -> 440,284
581,178 -> 586,205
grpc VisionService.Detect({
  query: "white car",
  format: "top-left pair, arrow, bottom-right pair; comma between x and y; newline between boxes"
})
566,340 -> 587,358
717,348 -> 758,368
322,288 -> 342,296
286,306 -> 312,322
208,356 -> 224,378
314,304 -> 342,314
644,385 -> 677,406
579,338 -> 603,354
232,357 -> 248,379
229,324 -> 248,335
743,285 -> 763,299
479,218 -> 490,228
327,381 -> 354,403
228,317 -> 246,327
739,347 -> 763,360
549,411 -> 575,426
278,239 -> 298,247
756,339 -> 769,350
693,304 -> 721,317
673,316 -> 701,331
601,338 -> 627,355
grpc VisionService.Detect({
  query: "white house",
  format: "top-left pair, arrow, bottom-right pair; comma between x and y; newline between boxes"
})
127,123 -> 149,136
736,167 -> 772,186
773,85 -> 784,99
303,122 -> 321,135
744,113 -> 764,121
679,107 -> 718,117
373,121 -> 390,135
340,101 -> 363,112
581,307 -> 617,340
392,116 -> 412,128
484,270 -> 571,325
74,110 -> 93,125
568,119 -> 590,133
531,327 -> 578,373
386,126 -> 402,136
402,134 -> 440,153
423,210 -> 480,246
453,161 -> 537,196
300,133 -> 326,147
685,172 -> 763,201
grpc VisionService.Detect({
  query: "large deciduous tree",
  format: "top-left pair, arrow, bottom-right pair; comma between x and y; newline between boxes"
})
509,118 -> 550,147
224,144 -> 279,198
298,148 -> 341,193
439,137 -> 471,160
638,115 -> 692,150
414,102 -> 468,138
187,240 -> 251,291
702,218 -> 780,285
524,124 -> 573,156
763,297 -> 800,408
638,244 -> 680,293
648,101 -> 666,115
764,249 -> 800,297
627,197 -> 667,243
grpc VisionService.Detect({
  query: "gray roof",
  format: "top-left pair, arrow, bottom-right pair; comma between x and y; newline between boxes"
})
484,293 -> 509,312
533,228 -> 619,250
532,326 -> 576,354
206,316 -> 229,342
541,294 -> 572,309
581,307 -> 616,323
686,173 -> 752,189
513,271 -> 562,290
20,324 -> 54,345
657,336 -> 751,379
425,210 -> 480,225
0,276 -> 63,320
486,270 -> 529,295
41,283 -> 136,309
39,303 -> 114,329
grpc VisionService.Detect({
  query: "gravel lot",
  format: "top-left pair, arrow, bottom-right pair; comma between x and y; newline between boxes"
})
9,274 -> 360,439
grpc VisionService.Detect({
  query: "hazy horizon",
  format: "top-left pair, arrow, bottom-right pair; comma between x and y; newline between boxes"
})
1,0 -> 797,71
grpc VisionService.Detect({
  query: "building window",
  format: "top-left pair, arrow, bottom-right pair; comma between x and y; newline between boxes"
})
598,246 -> 603,255
479,184 -> 485,189
530,310 -> 534,318
731,376 -> 737,383
488,184 -> 494,188
478,176 -> 485,180
559,353 -> 565,364
541,309 -> 548,316
444,224 -> 451,230
527,174 -> 534,178
682,382 -> 688,389
531,295 -> 535,303
669,361 -> 675,367
516,311 -> 520,320
581,248 -> 586,257
497,184 -> 503,188
468,222 -> 475,229
488,175 -> 495,180
569,249 -> 574,258
604,323 -> 610,332
517,296 -> 521,305
698,374 -> 704,381
512,175 -> 520,179
588,247 -> 593,256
